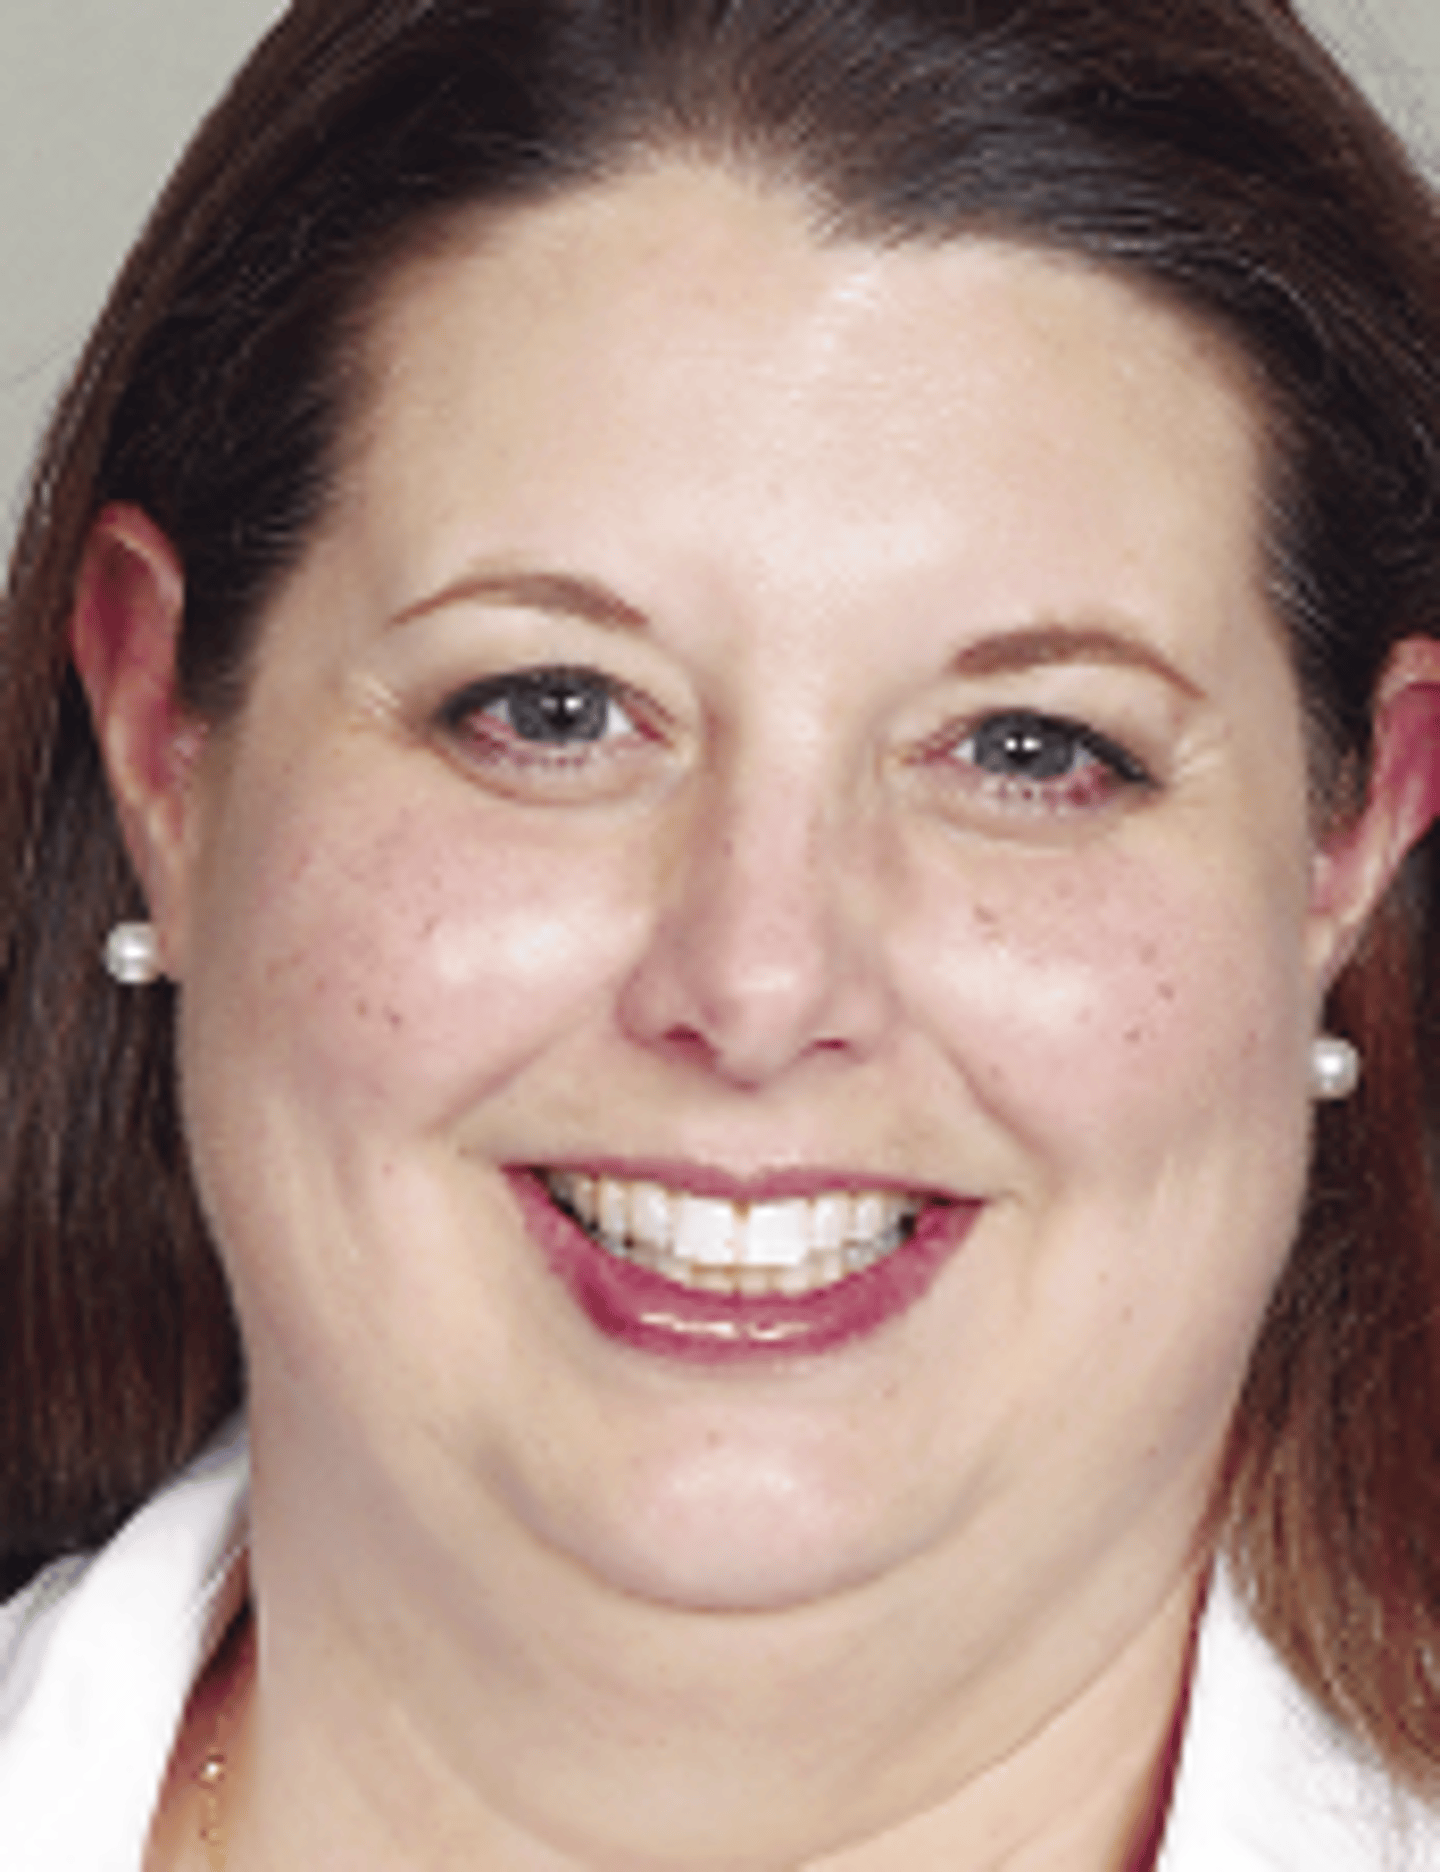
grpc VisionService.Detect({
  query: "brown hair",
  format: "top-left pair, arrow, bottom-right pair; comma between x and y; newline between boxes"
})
3,0 -> 1438,1785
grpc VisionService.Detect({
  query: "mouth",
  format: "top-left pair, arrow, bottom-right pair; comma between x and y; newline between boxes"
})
513,1166 -> 977,1363
541,1171 -> 922,1297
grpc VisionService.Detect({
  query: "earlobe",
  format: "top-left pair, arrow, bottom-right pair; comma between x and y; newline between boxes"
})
70,504 -> 204,977
1309,636 -> 1440,987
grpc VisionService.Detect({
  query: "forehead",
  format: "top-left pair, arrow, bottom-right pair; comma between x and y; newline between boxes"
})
341,161 -> 1270,664
366,160 -> 1263,434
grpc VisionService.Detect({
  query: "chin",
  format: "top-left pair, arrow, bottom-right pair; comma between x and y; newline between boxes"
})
525,1445 -> 911,1613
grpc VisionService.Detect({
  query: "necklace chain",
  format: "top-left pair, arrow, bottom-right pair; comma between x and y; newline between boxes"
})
193,1611 -> 252,1871
185,1603 -> 1181,1867
197,1743 -> 228,1871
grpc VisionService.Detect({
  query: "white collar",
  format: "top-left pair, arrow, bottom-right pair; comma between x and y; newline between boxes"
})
1160,1566 -> 1440,1870
3,1422 -> 1436,1870
0,1416 -> 247,1871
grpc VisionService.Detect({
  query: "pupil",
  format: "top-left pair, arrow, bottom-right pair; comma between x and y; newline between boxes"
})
510,675 -> 608,743
975,715 -> 1075,780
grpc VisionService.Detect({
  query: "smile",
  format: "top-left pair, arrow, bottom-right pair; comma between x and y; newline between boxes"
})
515,1167 -> 979,1363
540,1171 -> 921,1296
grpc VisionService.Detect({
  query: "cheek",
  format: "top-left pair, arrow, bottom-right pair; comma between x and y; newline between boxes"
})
185,764 -> 645,1130
897,838 -> 1313,1162
890,842 -> 1317,1517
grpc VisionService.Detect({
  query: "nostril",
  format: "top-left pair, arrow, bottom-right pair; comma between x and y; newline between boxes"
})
619,957 -> 890,1089
654,1025 -> 724,1071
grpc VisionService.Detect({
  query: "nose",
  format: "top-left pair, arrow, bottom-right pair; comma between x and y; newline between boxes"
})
617,772 -> 895,1087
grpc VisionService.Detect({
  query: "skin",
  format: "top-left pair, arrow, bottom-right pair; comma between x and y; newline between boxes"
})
75,163 -> 1440,1869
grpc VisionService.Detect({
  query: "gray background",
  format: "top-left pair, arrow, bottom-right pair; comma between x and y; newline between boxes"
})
2,0 -> 1438,547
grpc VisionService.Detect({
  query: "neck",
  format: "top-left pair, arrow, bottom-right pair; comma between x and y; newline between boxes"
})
220,1421 -> 1206,1871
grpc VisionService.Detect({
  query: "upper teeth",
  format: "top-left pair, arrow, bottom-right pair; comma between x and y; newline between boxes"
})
543,1172 -> 921,1295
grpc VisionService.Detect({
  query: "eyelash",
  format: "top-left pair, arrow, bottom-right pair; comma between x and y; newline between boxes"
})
438,666 -> 644,764
436,671 -> 1152,819
935,709 -> 1153,813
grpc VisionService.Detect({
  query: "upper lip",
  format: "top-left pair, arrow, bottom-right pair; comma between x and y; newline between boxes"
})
523,1158 -> 963,1205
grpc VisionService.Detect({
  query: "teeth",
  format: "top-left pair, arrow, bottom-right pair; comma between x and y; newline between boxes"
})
811,1193 -> 848,1252
597,1176 -> 627,1242
675,1196 -> 737,1267
743,1199 -> 811,1269
853,1192 -> 885,1241
629,1182 -> 671,1253
544,1173 -> 922,1295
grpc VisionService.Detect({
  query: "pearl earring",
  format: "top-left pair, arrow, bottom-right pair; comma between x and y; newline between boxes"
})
1310,1034 -> 1360,1101
103,921 -> 161,986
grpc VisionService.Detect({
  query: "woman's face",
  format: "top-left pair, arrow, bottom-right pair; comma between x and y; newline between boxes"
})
171,165 -> 1342,1636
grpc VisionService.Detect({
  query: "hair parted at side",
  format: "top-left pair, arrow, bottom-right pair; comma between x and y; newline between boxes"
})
3,0 -> 1438,1784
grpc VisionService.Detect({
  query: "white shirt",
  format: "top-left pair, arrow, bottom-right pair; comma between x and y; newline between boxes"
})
1,1420 -> 1436,1869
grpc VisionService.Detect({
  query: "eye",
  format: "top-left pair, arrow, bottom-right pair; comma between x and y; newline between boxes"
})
430,663 -> 668,803
440,666 -> 640,755
943,709 -> 1151,812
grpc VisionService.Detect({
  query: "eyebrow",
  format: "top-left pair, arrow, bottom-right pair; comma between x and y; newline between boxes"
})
949,623 -> 1203,700
389,569 -> 647,634
391,571 -> 1203,701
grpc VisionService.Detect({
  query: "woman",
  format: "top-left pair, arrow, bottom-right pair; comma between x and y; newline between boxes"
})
2,1 -> 1439,1865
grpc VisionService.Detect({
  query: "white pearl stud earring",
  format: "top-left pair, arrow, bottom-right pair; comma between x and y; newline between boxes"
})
103,921 -> 161,986
1310,1034 -> 1360,1101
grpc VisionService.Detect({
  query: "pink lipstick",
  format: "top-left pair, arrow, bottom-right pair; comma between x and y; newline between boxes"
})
509,1168 -> 978,1364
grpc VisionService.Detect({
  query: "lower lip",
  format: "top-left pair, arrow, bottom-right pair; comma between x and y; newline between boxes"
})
509,1171 -> 979,1365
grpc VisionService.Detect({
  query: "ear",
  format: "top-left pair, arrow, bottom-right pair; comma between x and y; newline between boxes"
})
70,504 -> 206,978
1308,636 -> 1440,989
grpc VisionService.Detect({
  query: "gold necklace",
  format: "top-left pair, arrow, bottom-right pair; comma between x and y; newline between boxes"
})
193,1612 -> 254,1871
197,1739 -> 229,1871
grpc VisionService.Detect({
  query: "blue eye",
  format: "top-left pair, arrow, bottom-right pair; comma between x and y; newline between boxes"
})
949,710 -> 1151,810
969,712 -> 1141,781
442,667 -> 632,748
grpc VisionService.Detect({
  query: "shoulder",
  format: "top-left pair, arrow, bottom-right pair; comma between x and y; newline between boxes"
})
1160,1565 -> 1440,1871
0,1418 -> 249,1872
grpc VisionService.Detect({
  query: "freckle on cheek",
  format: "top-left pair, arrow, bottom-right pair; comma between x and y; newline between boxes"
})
263,945 -> 303,987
